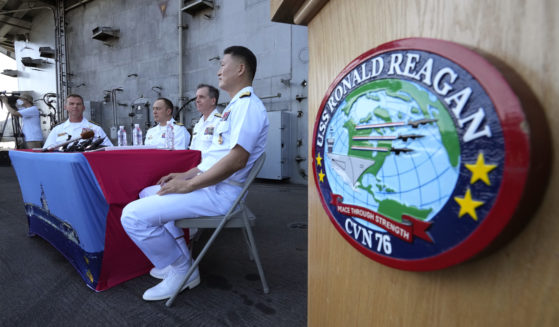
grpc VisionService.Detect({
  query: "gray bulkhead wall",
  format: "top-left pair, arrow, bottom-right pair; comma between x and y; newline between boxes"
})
61,0 -> 308,184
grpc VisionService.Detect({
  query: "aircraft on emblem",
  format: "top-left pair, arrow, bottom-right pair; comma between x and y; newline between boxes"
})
355,118 -> 438,130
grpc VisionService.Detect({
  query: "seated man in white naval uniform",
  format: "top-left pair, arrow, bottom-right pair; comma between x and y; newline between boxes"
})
140,84 -> 222,267
43,94 -> 113,149
190,83 -> 221,151
144,98 -> 190,149
121,46 -> 269,301
140,97 -> 192,263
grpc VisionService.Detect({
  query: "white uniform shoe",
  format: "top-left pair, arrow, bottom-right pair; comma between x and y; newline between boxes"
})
150,234 -> 193,279
142,266 -> 200,301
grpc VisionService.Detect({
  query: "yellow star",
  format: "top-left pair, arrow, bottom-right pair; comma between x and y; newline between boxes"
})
318,170 -> 325,182
316,153 -> 323,166
465,153 -> 497,185
454,188 -> 484,221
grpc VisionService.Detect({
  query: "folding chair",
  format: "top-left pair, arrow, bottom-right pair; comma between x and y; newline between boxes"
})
165,153 -> 269,307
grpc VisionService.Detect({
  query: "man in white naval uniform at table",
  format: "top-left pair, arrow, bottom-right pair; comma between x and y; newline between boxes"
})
144,98 -> 190,149
43,94 -> 113,149
138,84 -> 222,265
189,83 -> 221,151
138,96 -> 196,270
121,46 -> 269,301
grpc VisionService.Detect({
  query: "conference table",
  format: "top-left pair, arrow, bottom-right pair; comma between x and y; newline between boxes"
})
9,149 -> 201,291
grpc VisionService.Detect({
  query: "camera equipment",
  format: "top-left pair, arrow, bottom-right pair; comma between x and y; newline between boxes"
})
0,91 -> 20,97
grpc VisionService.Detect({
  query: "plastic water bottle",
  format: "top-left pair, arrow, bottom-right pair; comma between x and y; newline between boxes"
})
132,123 -> 143,145
117,125 -> 127,146
165,123 -> 174,149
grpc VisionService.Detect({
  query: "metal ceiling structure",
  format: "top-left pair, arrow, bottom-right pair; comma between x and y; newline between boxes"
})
0,0 -> 58,58
0,0 -> 92,56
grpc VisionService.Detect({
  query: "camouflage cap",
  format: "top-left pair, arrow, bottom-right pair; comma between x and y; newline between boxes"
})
18,92 -> 33,104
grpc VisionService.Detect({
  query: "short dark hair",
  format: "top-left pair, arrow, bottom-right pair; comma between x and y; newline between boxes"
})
197,84 -> 219,104
224,46 -> 257,81
156,97 -> 174,113
66,94 -> 84,104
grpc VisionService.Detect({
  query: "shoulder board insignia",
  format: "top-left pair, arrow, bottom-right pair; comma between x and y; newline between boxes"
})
52,121 -> 64,128
173,121 -> 184,126
57,132 -> 67,137
89,120 -> 101,126
214,113 -> 222,118
239,91 -> 251,98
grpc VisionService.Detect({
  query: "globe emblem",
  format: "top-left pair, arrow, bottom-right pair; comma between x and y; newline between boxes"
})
324,78 -> 461,232
314,40 -> 530,270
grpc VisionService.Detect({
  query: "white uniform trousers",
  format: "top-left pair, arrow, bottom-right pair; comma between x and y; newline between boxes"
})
121,182 -> 241,269
139,185 -> 191,258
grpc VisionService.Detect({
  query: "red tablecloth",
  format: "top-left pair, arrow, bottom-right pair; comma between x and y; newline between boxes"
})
83,149 -> 201,290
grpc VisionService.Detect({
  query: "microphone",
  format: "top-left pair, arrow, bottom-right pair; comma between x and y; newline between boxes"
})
43,130 -> 95,152
85,137 -> 106,151
72,137 -> 94,152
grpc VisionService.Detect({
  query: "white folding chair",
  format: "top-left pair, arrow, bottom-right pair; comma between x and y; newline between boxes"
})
165,153 -> 270,307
